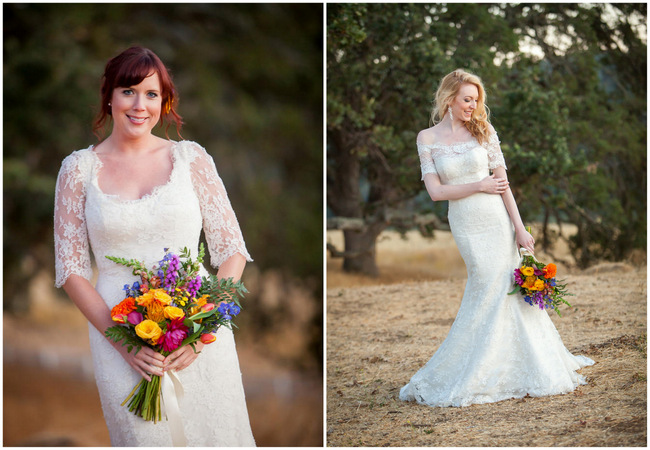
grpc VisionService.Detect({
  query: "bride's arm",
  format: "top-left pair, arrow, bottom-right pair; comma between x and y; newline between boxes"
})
216,253 -> 246,281
492,166 -> 535,254
423,172 -> 509,202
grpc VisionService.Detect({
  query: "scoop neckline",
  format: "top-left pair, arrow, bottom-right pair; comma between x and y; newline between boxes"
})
89,140 -> 180,203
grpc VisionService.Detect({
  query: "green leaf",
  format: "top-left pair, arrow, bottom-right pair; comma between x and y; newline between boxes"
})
105,325 -> 144,354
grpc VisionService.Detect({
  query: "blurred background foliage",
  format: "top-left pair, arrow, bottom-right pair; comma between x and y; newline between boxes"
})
327,3 -> 646,274
4,3 -> 322,446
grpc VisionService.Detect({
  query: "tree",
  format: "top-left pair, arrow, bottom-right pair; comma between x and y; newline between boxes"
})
327,3 -> 646,275
327,4 -> 518,275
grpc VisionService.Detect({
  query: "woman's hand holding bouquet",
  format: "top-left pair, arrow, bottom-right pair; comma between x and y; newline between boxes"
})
104,243 -> 247,423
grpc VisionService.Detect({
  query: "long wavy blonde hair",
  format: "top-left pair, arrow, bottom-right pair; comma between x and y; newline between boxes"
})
430,69 -> 491,145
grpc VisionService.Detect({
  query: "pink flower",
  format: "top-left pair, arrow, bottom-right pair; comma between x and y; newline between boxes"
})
160,319 -> 189,353
127,311 -> 144,325
514,269 -> 524,285
200,333 -> 216,344
112,314 -> 128,324
201,303 -> 215,312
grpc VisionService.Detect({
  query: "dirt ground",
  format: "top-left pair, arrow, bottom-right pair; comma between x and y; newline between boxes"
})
326,229 -> 647,447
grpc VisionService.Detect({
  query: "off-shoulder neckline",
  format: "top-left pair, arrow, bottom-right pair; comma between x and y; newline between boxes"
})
417,136 -> 479,148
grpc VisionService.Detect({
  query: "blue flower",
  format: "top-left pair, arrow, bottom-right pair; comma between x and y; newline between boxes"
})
217,301 -> 241,320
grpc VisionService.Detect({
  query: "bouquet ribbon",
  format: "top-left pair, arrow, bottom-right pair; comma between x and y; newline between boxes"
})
161,370 -> 186,446
519,247 -> 539,262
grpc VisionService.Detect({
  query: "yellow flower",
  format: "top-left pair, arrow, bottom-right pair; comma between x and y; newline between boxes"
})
533,279 -> 545,291
520,266 -> 535,277
135,320 -> 163,345
151,289 -> 172,305
164,306 -> 185,320
136,291 -> 154,307
146,301 -> 166,322
522,276 -> 537,289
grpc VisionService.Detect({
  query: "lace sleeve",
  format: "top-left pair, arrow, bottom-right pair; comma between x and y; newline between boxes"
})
54,151 -> 93,288
417,143 -> 438,180
483,131 -> 507,170
187,143 -> 252,268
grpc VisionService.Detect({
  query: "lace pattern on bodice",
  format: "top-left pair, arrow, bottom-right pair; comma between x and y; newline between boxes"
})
417,131 -> 507,181
54,140 -> 252,288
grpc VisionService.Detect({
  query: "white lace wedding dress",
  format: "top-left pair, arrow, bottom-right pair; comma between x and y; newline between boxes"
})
400,131 -> 594,407
54,140 -> 256,446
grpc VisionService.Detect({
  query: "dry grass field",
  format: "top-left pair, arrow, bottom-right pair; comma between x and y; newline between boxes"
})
327,228 -> 647,447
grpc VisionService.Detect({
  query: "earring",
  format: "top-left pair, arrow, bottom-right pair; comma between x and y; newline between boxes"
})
448,106 -> 453,121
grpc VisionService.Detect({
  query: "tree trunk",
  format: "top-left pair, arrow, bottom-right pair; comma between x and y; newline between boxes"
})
341,222 -> 385,276
328,129 -> 388,276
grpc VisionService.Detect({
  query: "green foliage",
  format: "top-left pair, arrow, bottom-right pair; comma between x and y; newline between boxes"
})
199,275 -> 248,308
105,325 -> 143,355
105,255 -> 154,279
328,3 -> 646,272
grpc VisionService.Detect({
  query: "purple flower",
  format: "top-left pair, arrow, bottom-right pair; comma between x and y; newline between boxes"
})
127,311 -> 144,325
160,319 -> 189,353
162,254 -> 181,290
534,267 -> 543,277
186,275 -> 202,298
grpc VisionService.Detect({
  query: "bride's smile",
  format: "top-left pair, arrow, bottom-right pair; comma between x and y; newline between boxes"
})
110,72 -> 162,139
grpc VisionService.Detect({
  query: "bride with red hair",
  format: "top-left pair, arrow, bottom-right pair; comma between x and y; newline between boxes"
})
54,46 -> 256,446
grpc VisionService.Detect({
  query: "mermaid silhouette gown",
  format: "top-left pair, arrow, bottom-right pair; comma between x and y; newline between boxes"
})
54,141 -> 256,446
399,131 -> 594,407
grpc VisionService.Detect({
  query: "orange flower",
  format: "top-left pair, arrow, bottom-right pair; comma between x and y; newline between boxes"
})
136,291 -> 155,308
543,263 -> 557,279
146,301 -> 166,323
190,295 -> 210,315
196,295 -> 209,308
111,297 -> 136,320
200,333 -> 216,344
522,276 -> 537,289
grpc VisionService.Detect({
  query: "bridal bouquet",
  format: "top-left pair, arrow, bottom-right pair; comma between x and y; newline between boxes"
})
105,243 -> 247,423
509,251 -> 572,316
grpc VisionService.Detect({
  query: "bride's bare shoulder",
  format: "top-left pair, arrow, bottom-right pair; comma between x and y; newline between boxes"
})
416,125 -> 440,145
